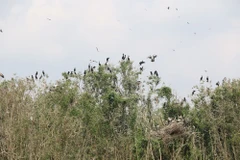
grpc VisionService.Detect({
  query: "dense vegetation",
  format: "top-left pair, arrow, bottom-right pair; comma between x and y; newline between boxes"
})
0,58 -> 240,160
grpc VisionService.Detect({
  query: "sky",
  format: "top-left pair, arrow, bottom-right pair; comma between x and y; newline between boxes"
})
0,0 -> 240,98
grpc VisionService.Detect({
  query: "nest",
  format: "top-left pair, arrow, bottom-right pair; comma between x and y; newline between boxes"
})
150,122 -> 190,143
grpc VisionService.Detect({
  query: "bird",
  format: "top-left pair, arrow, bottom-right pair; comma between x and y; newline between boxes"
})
35,71 -> 38,76
192,90 -> 196,95
122,53 -> 126,60
127,56 -> 130,61
216,81 -> 220,87
140,66 -> 143,71
167,6 -> 170,10
98,62 -> 101,66
39,75 -> 43,80
200,76 -> 203,81
154,71 -> 159,77
148,55 -> 157,62
107,67 -> 112,73
206,76 -> 209,82
139,61 -> 145,65
96,47 -> 99,52
183,97 -> 186,102
0,29 -> 2,33
0,72 -> 4,78
35,74 -> 38,80
106,57 -> 110,63
84,70 -> 86,75
74,68 -> 76,72
31,75 -> 34,81
42,70 -> 45,76
150,71 -> 153,75
68,71 -> 70,75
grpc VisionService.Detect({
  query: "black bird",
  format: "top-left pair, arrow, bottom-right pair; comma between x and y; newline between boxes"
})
71,71 -> 73,75
216,81 -> 220,87
140,66 -> 143,71
42,70 -> 45,76
88,64 -> 91,70
0,72 -> 4,78
31,75 -> 34,81
127,56 -> 130,61
183,97 -> 186,102
90,67 -> 94,73
154,71 -> 158,77
84,70 -> 86,75
39,75 -> 43,80
192,90 -> 196,95
167,6 -> 170,10
150,71 -> 153,75
0,29 -> 2,33
106,57 -> 110,62
74,68 -> 76,72
107,67 -> 112,73
206,76 -> 209,82
122,53 -> 126,60
200,76 -> 203,81
139,61 -> 145,65
98,62 -> 101,66
148,55 -> 157,62
35,74 -> 38,80
96,47 -> 99,52
35,71 -> 38,76
67,71 -> 70,75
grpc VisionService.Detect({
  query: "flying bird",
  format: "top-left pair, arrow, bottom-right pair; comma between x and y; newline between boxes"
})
167,6 -> 170,10
148,55 -> 157,62
0,72 -> 4,78
0,29 -> 2,33
139,61 -> 145,65
96,47 -> 99,52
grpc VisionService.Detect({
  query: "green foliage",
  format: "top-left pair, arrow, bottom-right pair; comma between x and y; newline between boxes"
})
0,60 -> 240,159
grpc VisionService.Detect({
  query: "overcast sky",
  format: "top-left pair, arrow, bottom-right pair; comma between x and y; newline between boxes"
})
0,0 -> 240,98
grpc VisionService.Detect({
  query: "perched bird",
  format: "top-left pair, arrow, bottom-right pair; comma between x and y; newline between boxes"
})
216,81 -> 220,87
200,76 -> 203,81
42,70 -> 45,76
206,76 -> 209,82
148,55 -> 157,62
192,90 -> 196,95
183,97 -> 186,102
99,62 -> 101,66
154,71 -> 159,77
107,67 -> 112,73
88,64 -> 91,70
106,57 -> 110,62
71,71 -> 73,75
35,71 -> 38,76
39,75 -> 43,80
150,71 -> 153,75
140,66 -> 143,71
139,61 -> 145,65
84,70 -> 86,75
127,56 -> 130,61
74,68 -> 76,72
0,29 -> 2,33
96,47 -> 99,52
122,54 -> 126,60
31,75 -> 34,81
35,75 -> 38,80
67,71 -> 70,75
0,72 -> 4,78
